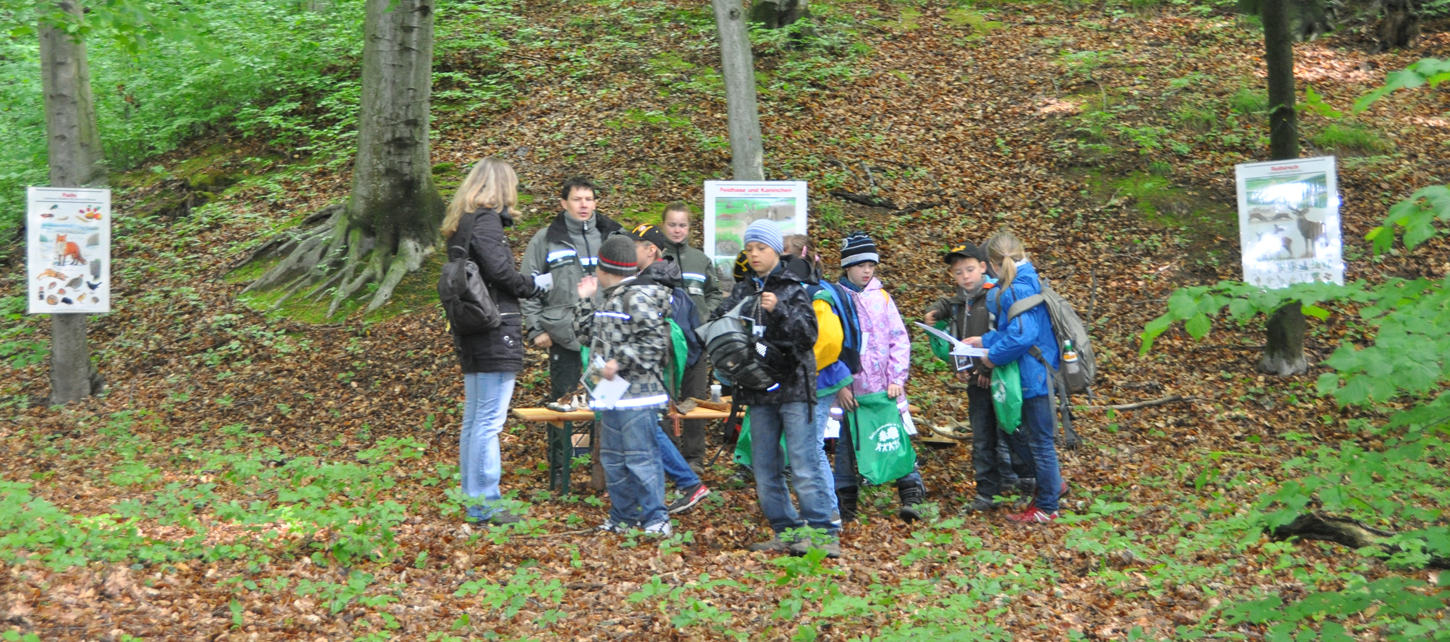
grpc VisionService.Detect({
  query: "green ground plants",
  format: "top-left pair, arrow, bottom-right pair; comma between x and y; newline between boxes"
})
1138,71 -> 1450,635
1310,123 -> 1394,156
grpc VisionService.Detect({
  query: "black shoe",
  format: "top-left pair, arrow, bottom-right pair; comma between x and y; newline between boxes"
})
727,466 -> 754,488
836,487 -> 859,522
1010,477 -> 1036,498
788,536 -> 842,559
897,481 -> 926,523
959,495 -> 998,514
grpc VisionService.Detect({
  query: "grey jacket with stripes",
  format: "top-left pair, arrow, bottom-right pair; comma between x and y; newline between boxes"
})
571,278 -> 672,408
519,211 -> 623,351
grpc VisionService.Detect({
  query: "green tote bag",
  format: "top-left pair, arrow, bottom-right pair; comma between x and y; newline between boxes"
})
990,360 -> 1023,434
851,391 -> 918,485
733,414 -> 790,469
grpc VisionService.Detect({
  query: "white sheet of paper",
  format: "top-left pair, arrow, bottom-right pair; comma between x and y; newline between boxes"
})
913,321 -> 988,357
533,272 -> 554,292
588,376 -> 630,410
824,417 -> 840,439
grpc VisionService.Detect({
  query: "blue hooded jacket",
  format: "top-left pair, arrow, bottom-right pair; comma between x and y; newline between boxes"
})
982,261 -> 1060,399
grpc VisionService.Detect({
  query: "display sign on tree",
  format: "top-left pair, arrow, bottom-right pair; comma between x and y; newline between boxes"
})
28,187 -> 111,314
1235,156 -> 1343,289
703,181 -> 808,275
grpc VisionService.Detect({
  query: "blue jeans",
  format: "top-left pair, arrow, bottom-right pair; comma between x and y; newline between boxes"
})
751,402 -> 840,535
655,424 -> 701,489
600,408 -> 668,527
811,394 -> 841,512
460,372 -> 516,517
833,406 -> 924,491
1013,394 -> 1062,513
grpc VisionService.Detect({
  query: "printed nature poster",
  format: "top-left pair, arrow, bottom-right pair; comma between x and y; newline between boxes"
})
28,187 -> 111,314
703,181 -> 809,277
1234,157 -> 1343,289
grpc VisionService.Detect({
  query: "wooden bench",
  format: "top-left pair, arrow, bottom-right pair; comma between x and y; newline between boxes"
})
511,402 -> 734,495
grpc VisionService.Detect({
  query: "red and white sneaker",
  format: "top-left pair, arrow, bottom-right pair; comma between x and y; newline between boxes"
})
1007,506 -> 1060,523
668,484 -> 711,515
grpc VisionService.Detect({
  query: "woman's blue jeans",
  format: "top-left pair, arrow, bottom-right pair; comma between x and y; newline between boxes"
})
460,372 -> 516,517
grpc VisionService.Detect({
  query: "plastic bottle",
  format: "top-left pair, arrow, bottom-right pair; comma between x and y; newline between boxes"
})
1062,339 -> 1079,363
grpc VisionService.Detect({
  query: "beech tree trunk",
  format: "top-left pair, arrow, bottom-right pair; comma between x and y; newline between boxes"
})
245,0 -> 445,316
1258,0 -> 1308,376
40,0 -> 105,405
712,0 -> 765,182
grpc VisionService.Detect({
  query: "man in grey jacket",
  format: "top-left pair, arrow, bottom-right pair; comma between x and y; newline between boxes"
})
520,177 -> 623,489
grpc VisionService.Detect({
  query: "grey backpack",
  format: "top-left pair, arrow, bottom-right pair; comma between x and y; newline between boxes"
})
1004,281 -> 1096,395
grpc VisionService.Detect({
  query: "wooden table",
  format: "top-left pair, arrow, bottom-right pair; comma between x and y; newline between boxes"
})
511,404 -> 734,495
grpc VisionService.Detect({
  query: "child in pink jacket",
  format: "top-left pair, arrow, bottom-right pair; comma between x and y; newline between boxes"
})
832,231 -> 927,522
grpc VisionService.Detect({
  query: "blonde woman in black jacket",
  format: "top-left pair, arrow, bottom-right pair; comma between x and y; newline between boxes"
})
441,158 -> 540,525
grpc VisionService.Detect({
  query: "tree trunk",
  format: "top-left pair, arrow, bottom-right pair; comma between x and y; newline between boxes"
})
1375,0 -> 1420,51
750,0 -> 809,29
712,0 -> 765,182
244,0 -> 445,317
39,0 -> 105,405
1264,0 -> 1299,162
1258,0 -> 1308,376
1260,303 -> 1308,375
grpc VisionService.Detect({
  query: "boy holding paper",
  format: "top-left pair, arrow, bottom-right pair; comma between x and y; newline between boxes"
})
573,235 -> 674,536
924,241 -> 1032,513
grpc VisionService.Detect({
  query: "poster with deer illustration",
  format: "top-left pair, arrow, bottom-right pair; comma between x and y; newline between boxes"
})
1235,156 -> 1343,290
28,187 -> 111,314
703,181 -> 808,280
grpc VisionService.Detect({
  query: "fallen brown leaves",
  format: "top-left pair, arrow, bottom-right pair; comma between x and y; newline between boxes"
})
2,0 -> 1448,640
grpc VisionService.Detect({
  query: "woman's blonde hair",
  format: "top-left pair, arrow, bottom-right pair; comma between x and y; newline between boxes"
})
984,231 -> 1028,310
440,157 -> 519,236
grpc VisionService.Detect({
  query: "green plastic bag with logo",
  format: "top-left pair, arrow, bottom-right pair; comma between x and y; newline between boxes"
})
851,391 -> 917,485
733,414 -> 789,469
991,360 -> 1023,434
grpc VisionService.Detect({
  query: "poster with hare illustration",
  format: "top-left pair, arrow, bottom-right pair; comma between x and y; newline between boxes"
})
28,187 -> 111,314
1235,156 -> 1343,290
703,181 -> 808,279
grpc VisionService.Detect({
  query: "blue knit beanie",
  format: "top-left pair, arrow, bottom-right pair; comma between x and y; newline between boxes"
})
742,220 -> 784,255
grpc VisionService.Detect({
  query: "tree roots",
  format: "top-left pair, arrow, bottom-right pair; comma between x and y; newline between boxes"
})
240,204 -> 433,318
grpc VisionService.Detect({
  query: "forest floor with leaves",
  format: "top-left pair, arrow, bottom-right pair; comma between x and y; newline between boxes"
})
2,1 -> 1448,640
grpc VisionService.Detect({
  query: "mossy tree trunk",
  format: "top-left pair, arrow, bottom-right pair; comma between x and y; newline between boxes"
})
1259,0 -> 1309,377
40,0 -> 105,404
244,0 -> 444,317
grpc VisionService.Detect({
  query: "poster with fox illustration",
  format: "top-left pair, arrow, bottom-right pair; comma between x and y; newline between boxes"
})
28,187 -> 111,314
1235,156 -> 1343,290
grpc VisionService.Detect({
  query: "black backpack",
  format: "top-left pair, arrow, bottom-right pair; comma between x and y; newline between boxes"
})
669,287 -> 705,369
437,212 -> 502,334
695,295 -> 781,391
